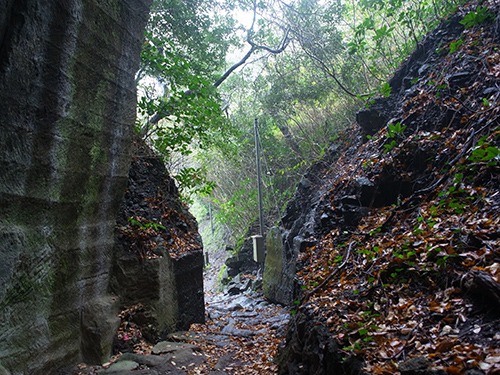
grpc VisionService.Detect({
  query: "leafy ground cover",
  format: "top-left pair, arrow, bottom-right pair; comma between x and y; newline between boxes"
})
282,1 -> 500,373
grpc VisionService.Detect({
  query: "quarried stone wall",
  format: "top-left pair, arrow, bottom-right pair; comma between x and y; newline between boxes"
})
0,1 -> 151,373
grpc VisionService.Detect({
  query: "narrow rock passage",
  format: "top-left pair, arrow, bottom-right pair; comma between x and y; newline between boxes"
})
73,277 -> 289,375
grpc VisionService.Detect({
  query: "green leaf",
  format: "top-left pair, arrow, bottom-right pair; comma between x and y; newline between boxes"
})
460,6 -> 494,28
380,82 -> 392,98
449,38 -> 463,53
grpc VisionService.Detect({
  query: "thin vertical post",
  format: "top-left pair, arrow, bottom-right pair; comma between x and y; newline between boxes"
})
209,200 -> 214,235
254,118 -> 264,237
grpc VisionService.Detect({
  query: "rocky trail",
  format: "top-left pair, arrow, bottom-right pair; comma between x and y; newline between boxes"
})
71,273 -> 289,375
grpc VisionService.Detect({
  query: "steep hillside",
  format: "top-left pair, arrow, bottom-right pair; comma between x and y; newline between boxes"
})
276,2 -> 500,374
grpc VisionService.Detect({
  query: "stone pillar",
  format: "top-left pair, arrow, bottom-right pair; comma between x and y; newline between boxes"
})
263,226 -> 296,305
0,0 -> 152,373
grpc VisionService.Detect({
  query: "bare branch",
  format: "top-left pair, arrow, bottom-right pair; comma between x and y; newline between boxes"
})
213,45 -> 256,88
301,45 -> 374,99
146,10 -> 291,128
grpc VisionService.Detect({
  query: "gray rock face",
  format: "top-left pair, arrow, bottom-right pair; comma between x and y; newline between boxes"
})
0,1 -> 152,373
111,251 -> 205,336
263,226 -> 296,305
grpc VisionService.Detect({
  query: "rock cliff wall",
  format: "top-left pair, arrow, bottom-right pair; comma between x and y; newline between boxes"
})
0,1 -> 152,373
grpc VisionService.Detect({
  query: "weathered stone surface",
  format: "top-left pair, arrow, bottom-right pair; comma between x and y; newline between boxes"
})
221,325 -> 255,338
223,220 -> 261,278
399,357 -> 431,375
263,226 -> 296,305
356,97 -> 392,135
0,1 -> 152,373
81,297 -> 121,365
105,360 -> 139,373
152,341 -> 200,355
0,363 -> 10,375
277,310 -> 366,375
110,254 -> 178,334
174,252 -> 205,330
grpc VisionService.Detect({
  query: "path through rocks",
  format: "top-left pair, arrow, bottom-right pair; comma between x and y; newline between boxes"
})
73,276 -> 290,375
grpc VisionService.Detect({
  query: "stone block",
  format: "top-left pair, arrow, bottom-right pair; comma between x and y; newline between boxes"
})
263,226 -> 295,305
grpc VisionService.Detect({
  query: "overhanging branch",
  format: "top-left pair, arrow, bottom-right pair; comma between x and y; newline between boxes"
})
145,20 -> 291,127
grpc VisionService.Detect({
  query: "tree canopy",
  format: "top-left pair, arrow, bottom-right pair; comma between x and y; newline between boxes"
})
137,0 -> 464,242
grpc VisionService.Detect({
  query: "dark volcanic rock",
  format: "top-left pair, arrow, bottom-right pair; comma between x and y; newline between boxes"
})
274,6 -> 500,375
111,138 -> 205,339
399,357 -> 431,375
277,310 -> 367,375
356,97 -> 392,135
223,220 -> 261,278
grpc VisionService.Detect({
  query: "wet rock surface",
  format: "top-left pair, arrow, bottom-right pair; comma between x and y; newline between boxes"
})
0,1 -> 152,373
70,275 -> 290,375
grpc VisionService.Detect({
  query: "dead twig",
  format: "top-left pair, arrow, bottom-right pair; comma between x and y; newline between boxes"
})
301,241 -> 354,303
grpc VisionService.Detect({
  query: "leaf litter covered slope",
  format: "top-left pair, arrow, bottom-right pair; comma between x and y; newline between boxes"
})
115,136 -> 202,260
283,2 -> 500,374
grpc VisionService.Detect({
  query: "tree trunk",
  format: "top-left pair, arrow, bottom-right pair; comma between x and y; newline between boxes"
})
277,120 -> 302,156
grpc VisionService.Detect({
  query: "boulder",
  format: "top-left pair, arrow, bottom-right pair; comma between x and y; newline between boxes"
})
81,297 -> 121,365
111,140 -> 205,339
356,98 -> 392,135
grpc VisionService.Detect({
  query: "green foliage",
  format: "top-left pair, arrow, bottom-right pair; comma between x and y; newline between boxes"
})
468,144 -> 500,165
356,247 -> 377,260
217,265 -> 227,285
386,122 -> 406,138
128,217 -> 166,231
383,122 -> 406,152
133,0 -> 472,250
449,38 -> 464,53
383,140 -> 398,153
460,5 -> 494,28
345,0 -> 459,94
175,167 -> 216,203
216,184 -> 259,237
136,0 -> 239,196
379,83 -> 392,98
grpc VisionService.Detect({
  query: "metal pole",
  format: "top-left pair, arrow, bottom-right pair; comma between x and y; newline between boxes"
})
209,200 -> 214,235
254,118 -> 264,237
